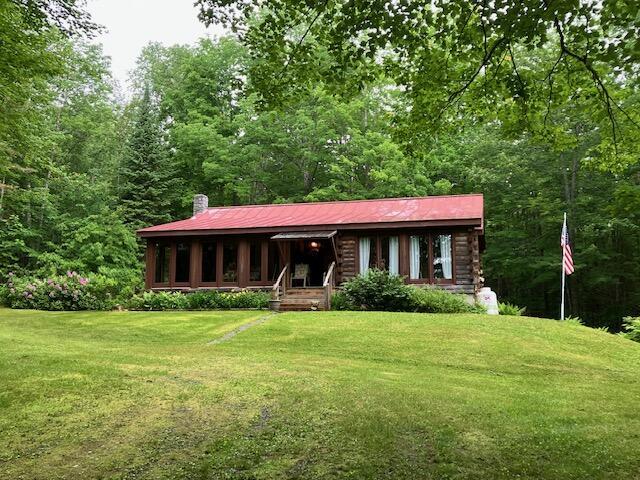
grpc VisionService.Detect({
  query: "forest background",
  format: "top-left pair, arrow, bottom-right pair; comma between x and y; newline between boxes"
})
2,0 -> 639,329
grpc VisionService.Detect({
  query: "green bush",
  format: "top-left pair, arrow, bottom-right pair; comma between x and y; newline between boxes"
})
339,270 -> 482,314
331,290 -> 357,311
621,316 -> 640,343
498,302 -> 526,316
410,287 -> 483,314
96,266 -> 143,304
127,291 -> 190,310
127,289 -> 270,311
342,269 -> 413,311
0,284 -> 8,306
3,272 -> 117,310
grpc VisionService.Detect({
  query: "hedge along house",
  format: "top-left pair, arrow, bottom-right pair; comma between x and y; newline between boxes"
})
137,194 -> 485,311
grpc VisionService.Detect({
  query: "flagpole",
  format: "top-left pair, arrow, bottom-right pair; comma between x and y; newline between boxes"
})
560,212 -> 566,320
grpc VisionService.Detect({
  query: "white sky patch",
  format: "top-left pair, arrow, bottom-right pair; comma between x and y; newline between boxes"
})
87,0 -> 226,94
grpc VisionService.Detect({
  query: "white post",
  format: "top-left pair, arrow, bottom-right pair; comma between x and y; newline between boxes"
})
560,212 -> 566,320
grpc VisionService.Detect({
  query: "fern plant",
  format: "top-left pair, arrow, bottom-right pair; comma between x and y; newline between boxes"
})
498,302 -> 526,316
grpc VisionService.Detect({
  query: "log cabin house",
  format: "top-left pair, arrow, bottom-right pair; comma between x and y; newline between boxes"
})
137,194 -> 485,310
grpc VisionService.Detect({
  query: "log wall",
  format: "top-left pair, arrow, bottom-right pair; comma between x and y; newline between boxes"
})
336,234 -> 357,283
334,229 -> 484,294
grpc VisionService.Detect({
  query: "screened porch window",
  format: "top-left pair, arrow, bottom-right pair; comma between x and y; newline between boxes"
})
201,240 -> 217,283
154,242 -> 170,284
249,240 -> 262,282
175,242 -> 191,283
268,242 -> 280,282
222,241 -> 238,283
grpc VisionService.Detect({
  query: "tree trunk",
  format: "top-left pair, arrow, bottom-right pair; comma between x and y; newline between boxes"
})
0,176 -> 5,217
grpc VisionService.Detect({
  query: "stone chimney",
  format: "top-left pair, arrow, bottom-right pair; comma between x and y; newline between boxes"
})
193,194 -> 208,216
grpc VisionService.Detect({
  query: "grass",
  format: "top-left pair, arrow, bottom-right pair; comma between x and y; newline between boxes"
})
0,309 -> 639,479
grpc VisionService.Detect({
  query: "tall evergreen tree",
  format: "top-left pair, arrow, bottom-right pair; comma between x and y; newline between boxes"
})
119,87 -> 173,230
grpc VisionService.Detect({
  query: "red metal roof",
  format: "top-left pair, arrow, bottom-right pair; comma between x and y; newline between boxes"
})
137,194 -> 483,236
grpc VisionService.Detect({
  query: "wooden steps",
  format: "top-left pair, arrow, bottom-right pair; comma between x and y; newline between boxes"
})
278,287 -> 328,311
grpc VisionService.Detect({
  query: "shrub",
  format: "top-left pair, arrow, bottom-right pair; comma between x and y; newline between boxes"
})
126,289 -> 270,311
127,291 -> 190,311
0,284 -> 8,306
96,266 -> 143,304
331,290 -> 357,311
3,272 -> 117,311
339,269 -> 482,314
564,316 -> 584,326
342,269 -> 413,311
498,302 -> 526,316
410,287 -> 483,314
621,316 -> 640,343
225,290 -> 270,309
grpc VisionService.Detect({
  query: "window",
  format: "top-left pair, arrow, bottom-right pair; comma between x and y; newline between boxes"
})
201,241 -> 217,283
175,242 -> 191,283
409,235 -> 430,280
268,242 -> 280,282
249,240 -> 262,282
222,241 -> 238,283
359,235 -> 399,274
380,237 -> 389,270
379,236 -> 399,274
433,234 -> 453,280
358,237 -> 372,274
154,242 -> 170,284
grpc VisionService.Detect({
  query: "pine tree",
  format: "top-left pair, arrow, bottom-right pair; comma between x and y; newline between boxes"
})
119,87 -> 173,230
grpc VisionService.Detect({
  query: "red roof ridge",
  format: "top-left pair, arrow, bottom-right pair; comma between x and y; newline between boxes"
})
202,193 -> 484,211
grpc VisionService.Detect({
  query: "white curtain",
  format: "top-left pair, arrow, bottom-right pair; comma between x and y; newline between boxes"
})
409,235 -> 421,279
439,234 -> 453,279
388,236 -> 399,275
359,237 -> 371,274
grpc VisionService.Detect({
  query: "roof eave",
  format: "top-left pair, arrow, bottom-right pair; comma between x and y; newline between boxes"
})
137,218 -> 483,238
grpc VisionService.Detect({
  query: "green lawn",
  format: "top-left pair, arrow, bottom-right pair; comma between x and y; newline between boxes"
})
0,309 -> 639,479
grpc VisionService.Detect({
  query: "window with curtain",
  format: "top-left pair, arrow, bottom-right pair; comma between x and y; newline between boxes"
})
388,236 -> 399,275
359,237 -> 371,274
379,236 -> 399,275
433,234 -> 453,280
175,242 -> 191,283
201,240 -> 217,283
154,242 -> 170,284
369,239 -> 378,269
409,235 -> 429,279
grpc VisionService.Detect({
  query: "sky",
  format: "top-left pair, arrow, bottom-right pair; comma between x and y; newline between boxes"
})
86,0 -> 226,93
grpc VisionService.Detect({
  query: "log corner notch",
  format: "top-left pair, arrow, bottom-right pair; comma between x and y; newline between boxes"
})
469,229 -> 483,293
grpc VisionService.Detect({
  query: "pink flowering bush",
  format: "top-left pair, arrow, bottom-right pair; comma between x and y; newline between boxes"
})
2,272 -> 117,310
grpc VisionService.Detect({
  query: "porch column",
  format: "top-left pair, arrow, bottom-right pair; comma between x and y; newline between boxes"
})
238,239 -> 249,287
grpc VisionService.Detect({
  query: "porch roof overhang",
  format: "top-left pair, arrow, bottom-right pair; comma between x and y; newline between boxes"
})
271,230 -> 337,241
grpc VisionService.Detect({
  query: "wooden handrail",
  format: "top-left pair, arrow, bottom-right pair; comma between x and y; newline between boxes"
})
272,263 -> 288,300
323,261 -> 336,309
323,261 -> 336,287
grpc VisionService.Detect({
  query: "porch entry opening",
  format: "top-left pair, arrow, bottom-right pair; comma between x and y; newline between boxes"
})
271,231 -> 337,287
290,239 -> 332,287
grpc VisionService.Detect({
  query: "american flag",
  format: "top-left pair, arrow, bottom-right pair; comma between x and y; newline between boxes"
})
561,217 -> 574,275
